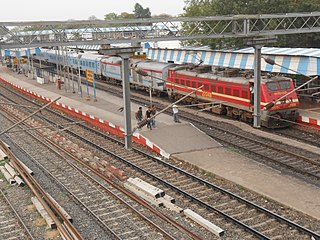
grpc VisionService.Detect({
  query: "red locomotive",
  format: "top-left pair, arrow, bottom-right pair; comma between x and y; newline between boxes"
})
166,65 -> 299,128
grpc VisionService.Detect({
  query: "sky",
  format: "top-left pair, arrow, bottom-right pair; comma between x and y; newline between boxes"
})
0,0 -> 186,21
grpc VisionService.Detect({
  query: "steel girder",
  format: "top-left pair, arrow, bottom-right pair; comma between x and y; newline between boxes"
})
1,12 -> 320,49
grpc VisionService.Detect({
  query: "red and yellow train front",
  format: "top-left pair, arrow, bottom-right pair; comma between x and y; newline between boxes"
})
260,78 -> 299,128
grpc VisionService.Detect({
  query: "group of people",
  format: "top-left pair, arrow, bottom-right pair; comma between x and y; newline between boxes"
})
135,105 -> 157,130
135,104 -> 181,130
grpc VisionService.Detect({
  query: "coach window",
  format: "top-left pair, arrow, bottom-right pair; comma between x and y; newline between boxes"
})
211,85 -> 216,92
204,84 -> 209,91
218,86 -> 223,94
181,80 -> 185,85
186,80 -> 190,87
242,90 -> 248,98
226,88 -> 231,95
192,81 -> 196,88
233,89 -> 240,97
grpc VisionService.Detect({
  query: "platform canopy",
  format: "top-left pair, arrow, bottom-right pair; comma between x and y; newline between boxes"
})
146,47 -> 320,76
1,48 -> 41,58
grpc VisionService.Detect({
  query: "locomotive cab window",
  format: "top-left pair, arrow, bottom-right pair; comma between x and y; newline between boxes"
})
267,82 -> 279,91
279,81 -> 290,90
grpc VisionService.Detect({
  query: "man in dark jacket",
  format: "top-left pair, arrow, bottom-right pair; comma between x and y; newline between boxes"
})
145,106 -> 153,130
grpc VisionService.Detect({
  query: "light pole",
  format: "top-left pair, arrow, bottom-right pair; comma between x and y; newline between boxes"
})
72,70 -> 75,93
247,37 -> 277,128
149,75 -> 153,107
122,56 -> 132,149
77,53 -> 82,96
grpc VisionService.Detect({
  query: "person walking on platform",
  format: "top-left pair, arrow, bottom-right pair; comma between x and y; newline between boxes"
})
172,104 -> 181,123
151,105 -> 156,128
135,106 -> 143,122
145,106 -> 153,130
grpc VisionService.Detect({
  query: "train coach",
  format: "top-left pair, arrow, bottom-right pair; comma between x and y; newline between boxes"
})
166,66 -> 299,128
32,49 -> 299,128
101,57 -> 175,94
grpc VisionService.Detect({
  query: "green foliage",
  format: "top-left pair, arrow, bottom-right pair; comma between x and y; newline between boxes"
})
133,3 -> 151,18
182,0 -> 320,49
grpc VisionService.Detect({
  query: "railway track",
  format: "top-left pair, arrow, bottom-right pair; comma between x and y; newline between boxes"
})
0,81 -> 319,239
93,80 -> 320,182
0,189 -> 34,240
266,126 -> 320,148
0,104 -> 203,239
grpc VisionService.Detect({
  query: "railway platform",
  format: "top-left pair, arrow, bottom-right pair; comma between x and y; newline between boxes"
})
0,66 -> 319,221
297,100 -> 320,129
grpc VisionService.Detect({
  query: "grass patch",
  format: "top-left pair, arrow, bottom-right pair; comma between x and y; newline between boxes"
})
228,146 -> 242,154
0,159 -> 7,166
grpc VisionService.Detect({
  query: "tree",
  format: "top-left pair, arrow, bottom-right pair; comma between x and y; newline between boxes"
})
88,15 -> 98,20
119,12 -> 135,19
104,12 -> 119,20
182,0 -> 320,49
133,3 -> 151,18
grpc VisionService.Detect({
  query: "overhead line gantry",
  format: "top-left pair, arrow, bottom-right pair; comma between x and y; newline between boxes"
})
1,12 -> 320,49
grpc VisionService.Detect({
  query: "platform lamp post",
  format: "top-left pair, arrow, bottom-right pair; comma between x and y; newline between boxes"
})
77,53 -> 82,96
122,56 -> 132,149
99,46 -> 142,150
247,37 -> 277,128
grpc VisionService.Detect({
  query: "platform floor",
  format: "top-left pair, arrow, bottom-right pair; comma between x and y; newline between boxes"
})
298,99 -> 320,120
174,148 -> 320,220
0,66 -> 319,220
0,66 -> 221,155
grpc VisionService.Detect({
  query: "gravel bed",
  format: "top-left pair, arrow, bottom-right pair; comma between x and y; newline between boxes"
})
0,115 -> 116,240
0,181 -> 61,240
1,81 -> 320,239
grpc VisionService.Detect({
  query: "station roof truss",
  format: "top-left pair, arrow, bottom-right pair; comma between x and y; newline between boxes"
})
146,47 -> 320,76
1,12 -> 320,49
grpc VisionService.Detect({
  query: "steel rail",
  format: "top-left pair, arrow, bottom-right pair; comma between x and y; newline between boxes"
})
1,80 -> 319,239
0,189 -> 35,240
0,141 -> 83,240
0,99 -> 200,240
2,133 -> 122,240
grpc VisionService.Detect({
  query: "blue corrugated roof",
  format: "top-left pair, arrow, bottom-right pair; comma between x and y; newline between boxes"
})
1,48 -> 40,57
146,47 -> 320,76
233,47 -> 320,58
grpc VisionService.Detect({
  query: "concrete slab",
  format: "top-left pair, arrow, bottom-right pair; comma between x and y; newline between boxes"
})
141,123 -> 221,154
173,147 -> 320,220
